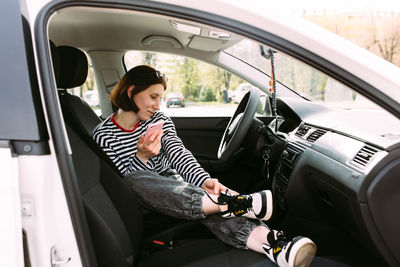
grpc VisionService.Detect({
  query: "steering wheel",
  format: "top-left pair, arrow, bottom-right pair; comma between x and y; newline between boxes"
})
217,87 -> 260,161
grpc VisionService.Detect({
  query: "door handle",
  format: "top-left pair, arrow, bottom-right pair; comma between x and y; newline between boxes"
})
51,246 -> 71,266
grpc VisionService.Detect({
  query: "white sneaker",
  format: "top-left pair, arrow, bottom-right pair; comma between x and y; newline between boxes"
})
218,190 -> 273,221
263,230 -> 316,267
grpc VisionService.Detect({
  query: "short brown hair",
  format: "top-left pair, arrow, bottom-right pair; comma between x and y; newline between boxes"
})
109,65 -> 167,112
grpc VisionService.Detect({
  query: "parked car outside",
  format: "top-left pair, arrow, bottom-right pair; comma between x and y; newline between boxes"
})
83,90 -> 99,107
166,92 -> 185,108
231,83 -> 257,103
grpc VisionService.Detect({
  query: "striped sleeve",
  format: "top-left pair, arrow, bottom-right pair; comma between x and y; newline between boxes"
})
92,116 -> 159,176
161,116 -> 210,187
128,153 -> 156,173
92,128 -> 127,174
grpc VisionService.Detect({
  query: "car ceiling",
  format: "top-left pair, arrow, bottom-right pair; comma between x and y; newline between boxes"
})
49,6 -> 244,64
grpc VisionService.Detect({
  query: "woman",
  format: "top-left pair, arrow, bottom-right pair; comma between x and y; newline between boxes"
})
92,65 -> 316,267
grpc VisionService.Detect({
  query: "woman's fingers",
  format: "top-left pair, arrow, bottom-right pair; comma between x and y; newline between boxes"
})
147,129 -> 163,144
217,183 -> 227,194
143,130 -> 162,151
214,181 -> 220,194
228,189 -> 239,195
137,135 -> 144,145
207,178 -> 219,194
215,180 -> 239,195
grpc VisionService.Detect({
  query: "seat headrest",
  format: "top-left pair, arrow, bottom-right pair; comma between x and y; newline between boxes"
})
57,46 -> 88,88
49,41 -> 60,83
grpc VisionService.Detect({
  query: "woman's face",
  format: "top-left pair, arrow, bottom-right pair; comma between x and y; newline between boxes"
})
133,83 -> 164,121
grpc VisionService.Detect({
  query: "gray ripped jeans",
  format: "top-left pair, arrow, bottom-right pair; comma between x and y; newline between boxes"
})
123,170 -> 268,249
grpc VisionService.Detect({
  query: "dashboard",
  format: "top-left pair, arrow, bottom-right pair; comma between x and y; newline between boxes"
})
268,97 -> 400,265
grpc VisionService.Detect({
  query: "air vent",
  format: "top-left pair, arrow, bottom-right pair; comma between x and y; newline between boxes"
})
306,129 -> 327,143
352,146 -> 378,167
295,124 -> 311,137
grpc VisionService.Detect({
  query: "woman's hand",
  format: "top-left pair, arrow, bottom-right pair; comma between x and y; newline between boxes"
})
201,178 -> 239,195
136,129 -> 163,163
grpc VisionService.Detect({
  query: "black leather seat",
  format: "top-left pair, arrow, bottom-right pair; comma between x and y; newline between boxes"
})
51,43 -> 274,266
54,44 -> 193,234
56,45 -> 102,136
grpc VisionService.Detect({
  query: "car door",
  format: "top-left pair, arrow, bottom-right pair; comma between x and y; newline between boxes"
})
0,0 -> 49,265
0,0 -> 93,266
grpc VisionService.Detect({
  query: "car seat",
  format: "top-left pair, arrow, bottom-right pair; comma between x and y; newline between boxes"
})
53,44 -> 200,238
51,43 -> 276,266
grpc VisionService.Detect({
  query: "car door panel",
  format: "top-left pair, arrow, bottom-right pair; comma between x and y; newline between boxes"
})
170,116 -> 267,193
171,117 -> 228,161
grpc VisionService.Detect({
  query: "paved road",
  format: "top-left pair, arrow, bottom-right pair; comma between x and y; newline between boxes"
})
160,103 -> 237,117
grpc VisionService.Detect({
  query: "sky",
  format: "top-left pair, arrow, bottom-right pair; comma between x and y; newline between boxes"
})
271,0 -> 400,13
28,0 -> 400,19
234,0 -> 400,15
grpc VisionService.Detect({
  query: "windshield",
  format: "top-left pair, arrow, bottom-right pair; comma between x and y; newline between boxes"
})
225,39 -> 382,110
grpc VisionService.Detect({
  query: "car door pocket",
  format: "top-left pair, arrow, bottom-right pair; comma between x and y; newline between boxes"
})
318,190 -> 333,207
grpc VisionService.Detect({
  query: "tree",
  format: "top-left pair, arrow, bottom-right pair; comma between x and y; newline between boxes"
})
304,11 -> 400,67
222,70 -> 232,90
214,68 -> 231,99
143,51 -> 157,66
198,63 -> 241,102
180,58 -> 201,100
367,13 -> 400,65
80,66 -> 95,97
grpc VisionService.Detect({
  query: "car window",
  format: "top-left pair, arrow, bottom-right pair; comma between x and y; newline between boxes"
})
124,51 -> 268,117
225,39 -> 383,111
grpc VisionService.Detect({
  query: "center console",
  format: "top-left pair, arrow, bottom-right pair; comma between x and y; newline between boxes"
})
273,143 -> 304,210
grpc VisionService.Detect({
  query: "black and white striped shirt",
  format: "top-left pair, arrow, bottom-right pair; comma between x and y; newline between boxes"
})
92,111 -> 210,187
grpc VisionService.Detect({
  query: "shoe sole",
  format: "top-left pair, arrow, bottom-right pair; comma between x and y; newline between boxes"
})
263,190 -> 273,221
292,240 -> 317,267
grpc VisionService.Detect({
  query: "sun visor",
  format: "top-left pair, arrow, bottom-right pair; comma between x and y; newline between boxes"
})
188,36 -> 228,52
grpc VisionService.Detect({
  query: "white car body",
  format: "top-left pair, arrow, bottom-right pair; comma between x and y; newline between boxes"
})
2,0 -> 399,266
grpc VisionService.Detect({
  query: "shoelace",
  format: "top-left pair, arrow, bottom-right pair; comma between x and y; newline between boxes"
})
205,189 -> 253,215
269,231 -> 289,250
218,190 -> 253,214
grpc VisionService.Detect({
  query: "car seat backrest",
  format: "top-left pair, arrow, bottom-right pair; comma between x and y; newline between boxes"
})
66,124 -> 143,267
60,92 -> 102,137
53,44 -> 122,176
52,43 -> 144,266
55,45 -> 102,136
